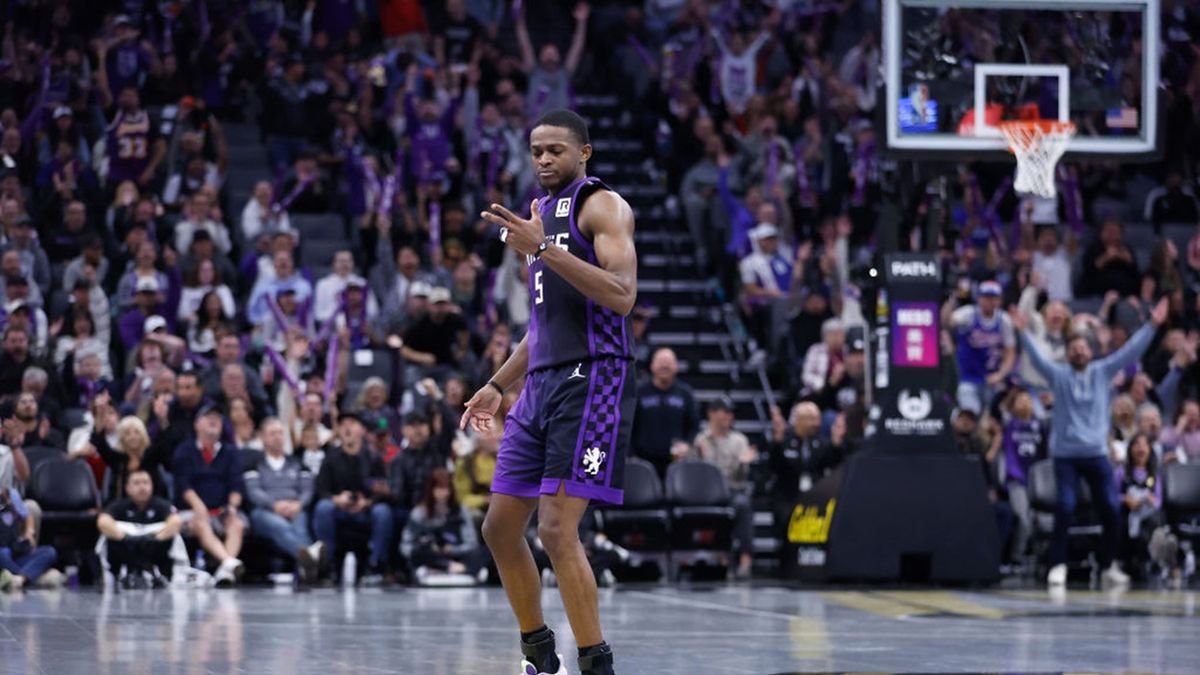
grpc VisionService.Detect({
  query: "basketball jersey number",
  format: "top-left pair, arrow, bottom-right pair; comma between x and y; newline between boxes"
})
118,135 -> 147,160
534,270 -> 544,305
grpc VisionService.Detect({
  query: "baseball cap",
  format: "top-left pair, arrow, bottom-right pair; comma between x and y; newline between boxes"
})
410,281 -> 431,298
52,106 -> 72,119
978,281 -> 1003,298
143,315 -> 167,334
196,401 -> 223,418
4,300 -> 27,315
821,317 -> 845,336
346,277 -> 366,290
338,410 -> 366,426
846,325 -> 866,353
404,410 -> 430,426
749,223 -> 779,241
135,276 -> 160,294
707,395 -> 734,413
428,287 -> 452,304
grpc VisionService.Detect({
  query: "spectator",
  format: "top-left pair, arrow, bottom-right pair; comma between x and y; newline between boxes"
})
632,348 -> 699,478
800,318 -> 845,398
0,485 -> 59,592
400,287 -> 469,374
99,85 -> 166,189
262,57 -> 312,172
1114,433 -> 1162,573
1012,298 -> 1168,587
245,418 -> 325,584
43,199 -> 94,265
200,333 -> 269,405
946,281 -> 1016,414
172,404 -> 247,587
89,412 -> 170,505
1143,169 -> 1199,231
247,250 -> 313,325
177,259 -> 236,326
402,467 -> 488,583
991,389 -> 1048,564
3,216 -> 50,298
455,426 -> 498,528
687,396 -> 757,578
162,154 -> 222,211
174,192 -> 233,256
313,413 -> 393,582
315,251 -> 377,323
95,469 -> 181,589
1030,226 -> 1076,302
739,223 -> 796,351
1080,220 -> 1140,297
388,411 -> 448,528
514,2 -> 589,119
768,401 -> 841,501
1161,399 -> 1200,462
9,392 -> 64,450
148,371 -> 206,458
228,398 -> 264,451
240,180 -> 293,242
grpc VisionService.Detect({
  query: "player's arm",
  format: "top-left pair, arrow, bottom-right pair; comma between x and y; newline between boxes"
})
540,190 -> 638,316
490,334 -> 529,393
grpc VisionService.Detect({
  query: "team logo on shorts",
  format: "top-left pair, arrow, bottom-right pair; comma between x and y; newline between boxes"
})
555,197 -> 572,218
569,363 -> 586,380
583,446 -> 606,477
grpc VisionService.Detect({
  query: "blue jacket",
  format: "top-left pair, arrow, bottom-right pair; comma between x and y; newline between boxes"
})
1019,323 -> 1156,458
172,440 -> 245,511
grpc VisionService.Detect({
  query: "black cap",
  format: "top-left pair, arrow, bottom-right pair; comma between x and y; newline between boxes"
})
708,395 -> 734,413
338,410 -> 365,426
404,410 -> 429,426
846,325 -> 866,353
197,401 -> 223,418
191,229 -> 212,243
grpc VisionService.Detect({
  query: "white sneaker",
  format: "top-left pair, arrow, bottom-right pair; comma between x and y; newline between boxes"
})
1102,563 -> 1130,586
518,654 -> 569,675
1047,563 -> 1067,586
214,558 -> 244,588
35,569 -> 65,589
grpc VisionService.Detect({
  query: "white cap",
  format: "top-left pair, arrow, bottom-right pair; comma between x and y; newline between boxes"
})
135,276 -> 160,293
143,315 -> 167,333
428,287 -> 452,304
749,223 -> 779,241
409,281 -> 431,298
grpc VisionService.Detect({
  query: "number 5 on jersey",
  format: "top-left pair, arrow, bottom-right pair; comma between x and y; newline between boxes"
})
534,270 -> 544,305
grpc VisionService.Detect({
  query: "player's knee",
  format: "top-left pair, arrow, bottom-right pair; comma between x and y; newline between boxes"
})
537,517 -> 573,557
481,512 -> 510,550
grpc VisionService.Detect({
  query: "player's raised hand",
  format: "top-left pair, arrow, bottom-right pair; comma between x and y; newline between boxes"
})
482,200 -> 545,257
460,383 -> 503,434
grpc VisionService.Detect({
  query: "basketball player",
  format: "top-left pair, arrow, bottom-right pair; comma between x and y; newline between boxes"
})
461,109 -> 636,675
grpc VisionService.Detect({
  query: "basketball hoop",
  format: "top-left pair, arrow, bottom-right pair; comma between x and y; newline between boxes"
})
999,120 -> 1076,199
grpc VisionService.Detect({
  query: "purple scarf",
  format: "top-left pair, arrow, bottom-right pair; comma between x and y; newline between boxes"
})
272,176 -> 314,215
264,344 -> 302,397
793,141 -> 815,208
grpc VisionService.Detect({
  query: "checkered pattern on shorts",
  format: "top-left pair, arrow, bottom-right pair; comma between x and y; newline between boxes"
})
590,305 -> 628,358
573,359 -> 627,487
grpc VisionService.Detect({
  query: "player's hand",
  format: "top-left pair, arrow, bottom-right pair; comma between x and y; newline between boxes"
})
1150,297 -> 1169,327
460,384 -> 503,434
481,200 -> 545,257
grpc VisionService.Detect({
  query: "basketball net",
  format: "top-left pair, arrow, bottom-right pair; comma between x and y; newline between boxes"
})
999,120 -> 1076,199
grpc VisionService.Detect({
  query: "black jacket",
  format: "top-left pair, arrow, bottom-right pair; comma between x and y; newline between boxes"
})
769,432 -> 842,500
388,445 -> 447,510
315,445 -> 383,501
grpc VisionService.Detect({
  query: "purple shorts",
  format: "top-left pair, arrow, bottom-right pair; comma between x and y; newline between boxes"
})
492,357 -> 635,505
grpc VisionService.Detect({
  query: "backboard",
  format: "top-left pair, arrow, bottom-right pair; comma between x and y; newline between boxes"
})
883,0 -> 1160,158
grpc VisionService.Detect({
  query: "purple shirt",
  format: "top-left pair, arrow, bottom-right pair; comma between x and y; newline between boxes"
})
405,93 -> 459,183
1003,417 -> 1046,486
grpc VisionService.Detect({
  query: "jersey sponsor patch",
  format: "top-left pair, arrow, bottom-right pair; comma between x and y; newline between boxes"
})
555,197 -> 571,218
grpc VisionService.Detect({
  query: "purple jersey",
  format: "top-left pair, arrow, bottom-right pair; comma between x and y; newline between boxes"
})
404,93 -> 459,183
106,111 -> 156,183
525,177 -> 634,372
1002,417 -> 1045,486
956,308 -> 1006,384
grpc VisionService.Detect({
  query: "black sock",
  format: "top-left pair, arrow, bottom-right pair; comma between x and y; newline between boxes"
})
520,626 -> 559,673
577,642 -> 614,675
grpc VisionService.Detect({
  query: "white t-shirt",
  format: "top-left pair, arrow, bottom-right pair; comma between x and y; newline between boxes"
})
1033,247 -> 1073,302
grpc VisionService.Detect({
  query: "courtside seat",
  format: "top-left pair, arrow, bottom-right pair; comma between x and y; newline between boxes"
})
665,462 -> 735,576
1163,463 -> 1200,542
598,458 -> 670,577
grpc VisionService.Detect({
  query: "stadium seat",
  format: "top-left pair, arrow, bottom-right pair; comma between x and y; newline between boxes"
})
598,458 -> 670,578
57,407 -> 88,433
27,458 -> 102,574
664,462 -> 735,577
22,446 -> 64,479
1026,459 -> 1103,574
1163,463 -> 1200,543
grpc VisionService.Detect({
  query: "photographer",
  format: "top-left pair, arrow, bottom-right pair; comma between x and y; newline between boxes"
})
96,469 -> 182,589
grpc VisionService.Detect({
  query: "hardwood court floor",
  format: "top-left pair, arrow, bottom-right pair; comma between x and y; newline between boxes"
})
1,582 -> 1197,674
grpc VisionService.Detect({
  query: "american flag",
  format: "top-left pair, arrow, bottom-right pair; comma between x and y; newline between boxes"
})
1106,107 -> 1138,129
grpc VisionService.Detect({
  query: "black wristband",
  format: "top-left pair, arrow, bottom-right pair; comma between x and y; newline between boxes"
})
487,380 -> 505,397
